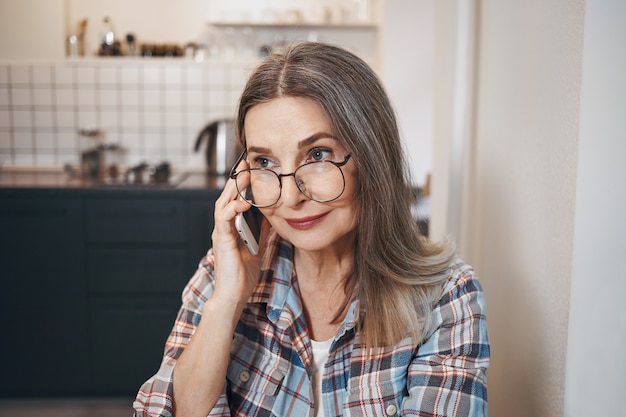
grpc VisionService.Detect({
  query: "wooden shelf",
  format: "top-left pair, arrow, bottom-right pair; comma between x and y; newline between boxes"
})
207,21 -> 377,30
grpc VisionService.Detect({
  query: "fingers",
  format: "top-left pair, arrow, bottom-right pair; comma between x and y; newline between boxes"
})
210,159 -> 262,304
215,159 -> 250,212
214,159 -> 254,243
252,216 -> 272,261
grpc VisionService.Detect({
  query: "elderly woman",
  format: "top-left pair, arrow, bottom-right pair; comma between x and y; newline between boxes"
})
134,42 -> 489,417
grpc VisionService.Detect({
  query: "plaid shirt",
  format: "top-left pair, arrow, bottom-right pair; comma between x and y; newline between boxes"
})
134,233 -> 489,417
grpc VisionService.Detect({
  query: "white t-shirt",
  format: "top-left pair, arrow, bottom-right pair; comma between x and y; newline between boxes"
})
311,337 -> 333,417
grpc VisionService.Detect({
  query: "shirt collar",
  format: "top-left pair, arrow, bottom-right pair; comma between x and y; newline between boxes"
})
248,230 -> 292,310
248,230 -> 359,335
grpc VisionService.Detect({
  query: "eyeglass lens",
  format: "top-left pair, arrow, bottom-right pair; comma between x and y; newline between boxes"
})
235,161 -> 346,207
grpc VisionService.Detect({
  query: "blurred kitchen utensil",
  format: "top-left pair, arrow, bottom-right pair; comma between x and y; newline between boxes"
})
194,119 -> 241,176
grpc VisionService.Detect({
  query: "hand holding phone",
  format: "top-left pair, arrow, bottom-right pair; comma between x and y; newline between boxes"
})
234,204 -> 263,256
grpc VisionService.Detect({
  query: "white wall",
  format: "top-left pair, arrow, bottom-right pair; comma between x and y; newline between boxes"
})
381,0 -> 435,187
432,1 -> 586,416
564,0 -> 626,415
0,59 -> 250,168
0,0 -> 65,60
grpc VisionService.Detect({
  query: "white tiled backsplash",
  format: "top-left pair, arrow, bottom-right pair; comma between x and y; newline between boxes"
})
0,58 -> 257,170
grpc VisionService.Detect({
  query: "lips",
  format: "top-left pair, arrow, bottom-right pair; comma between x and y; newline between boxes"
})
284,213 -> 328,230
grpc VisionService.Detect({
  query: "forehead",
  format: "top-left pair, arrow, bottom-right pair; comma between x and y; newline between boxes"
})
243,97 -> 333,145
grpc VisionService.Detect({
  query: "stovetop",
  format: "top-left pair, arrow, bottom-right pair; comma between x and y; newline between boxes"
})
98,161 -> 188,187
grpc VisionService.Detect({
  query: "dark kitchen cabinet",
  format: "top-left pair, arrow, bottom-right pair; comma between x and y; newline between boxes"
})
187,196 -> 217,277
85,198 -> 186,244
89,296 -> 181,394
0,187 -> 220,398
84,196 -> 192,396
0,195 -> 90,396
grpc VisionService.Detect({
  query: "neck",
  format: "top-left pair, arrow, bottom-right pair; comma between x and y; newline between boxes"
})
293,227 -> 356,281
293,242 -> 355,341
294,247 -> 353,283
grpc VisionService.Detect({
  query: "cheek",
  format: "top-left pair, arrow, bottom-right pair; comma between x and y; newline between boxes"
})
259,208 -> 287,234
343,201 -> 359,228
344,172 -> 359,206
332,190 -> 359,230
259,207 -> 274,224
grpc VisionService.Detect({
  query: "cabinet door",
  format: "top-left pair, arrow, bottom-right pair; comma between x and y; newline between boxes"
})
0,195 -> 90,396
86,198 -> 185,244
186,193 -> 219,278
87,248 -> 187,294
89,296 -> 181,395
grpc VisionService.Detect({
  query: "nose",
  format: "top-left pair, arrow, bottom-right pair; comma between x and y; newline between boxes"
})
279,172 -> 307,207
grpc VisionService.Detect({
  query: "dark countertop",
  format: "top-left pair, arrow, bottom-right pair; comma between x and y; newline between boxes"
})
0,168 -> 226,196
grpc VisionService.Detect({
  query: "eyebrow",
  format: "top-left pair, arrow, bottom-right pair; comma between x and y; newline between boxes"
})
246,132 -> 338,154
297,132 -> 338,149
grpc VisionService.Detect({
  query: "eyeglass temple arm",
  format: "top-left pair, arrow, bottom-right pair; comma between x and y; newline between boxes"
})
229,150 -> 247,179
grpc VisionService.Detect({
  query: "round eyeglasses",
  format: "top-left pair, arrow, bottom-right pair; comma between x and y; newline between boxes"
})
229,154 -> 352,208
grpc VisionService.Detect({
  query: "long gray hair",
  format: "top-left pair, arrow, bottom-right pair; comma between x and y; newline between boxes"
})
236,42 -> 455,346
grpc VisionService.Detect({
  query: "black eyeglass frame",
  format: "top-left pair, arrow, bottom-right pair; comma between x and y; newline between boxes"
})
229,152 -> 352,208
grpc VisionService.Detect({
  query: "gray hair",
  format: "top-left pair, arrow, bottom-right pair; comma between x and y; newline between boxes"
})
237,42 -> 455,346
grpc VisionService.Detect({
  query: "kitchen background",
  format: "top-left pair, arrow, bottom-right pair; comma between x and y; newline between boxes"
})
1,1 -> 625,417
0,59 -> 251,169
0,0 -> 435,188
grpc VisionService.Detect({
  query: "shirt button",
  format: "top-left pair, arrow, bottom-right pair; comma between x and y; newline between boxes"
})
239,370 -> 250,383
385,404 -> 397,416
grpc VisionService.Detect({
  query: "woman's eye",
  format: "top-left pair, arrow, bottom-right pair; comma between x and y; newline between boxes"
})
309,148 -> 332,162
252,157 -> 273,169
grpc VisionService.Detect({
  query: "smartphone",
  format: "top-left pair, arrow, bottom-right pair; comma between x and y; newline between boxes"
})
234,204 -> 263,256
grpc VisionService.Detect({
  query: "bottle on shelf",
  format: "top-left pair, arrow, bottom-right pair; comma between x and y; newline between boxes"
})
99,16 -> 121,56
125,33 -> 136,56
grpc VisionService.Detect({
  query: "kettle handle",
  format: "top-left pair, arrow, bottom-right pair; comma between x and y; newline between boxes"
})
194,122 -> 218,152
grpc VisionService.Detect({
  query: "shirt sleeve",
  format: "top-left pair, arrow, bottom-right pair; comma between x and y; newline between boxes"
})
132,251 -> 232,417
402,260 -> 490,417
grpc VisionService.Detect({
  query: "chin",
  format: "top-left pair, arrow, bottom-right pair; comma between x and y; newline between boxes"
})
275,223 -> 357,253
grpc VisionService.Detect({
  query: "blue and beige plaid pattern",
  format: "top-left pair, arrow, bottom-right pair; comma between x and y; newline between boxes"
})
134,232 -> 489,417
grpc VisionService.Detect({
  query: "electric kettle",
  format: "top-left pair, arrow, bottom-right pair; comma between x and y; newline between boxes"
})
193,118 -> 242,175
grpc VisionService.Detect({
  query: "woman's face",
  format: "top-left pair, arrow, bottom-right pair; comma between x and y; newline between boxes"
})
243,96 -> 358,254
